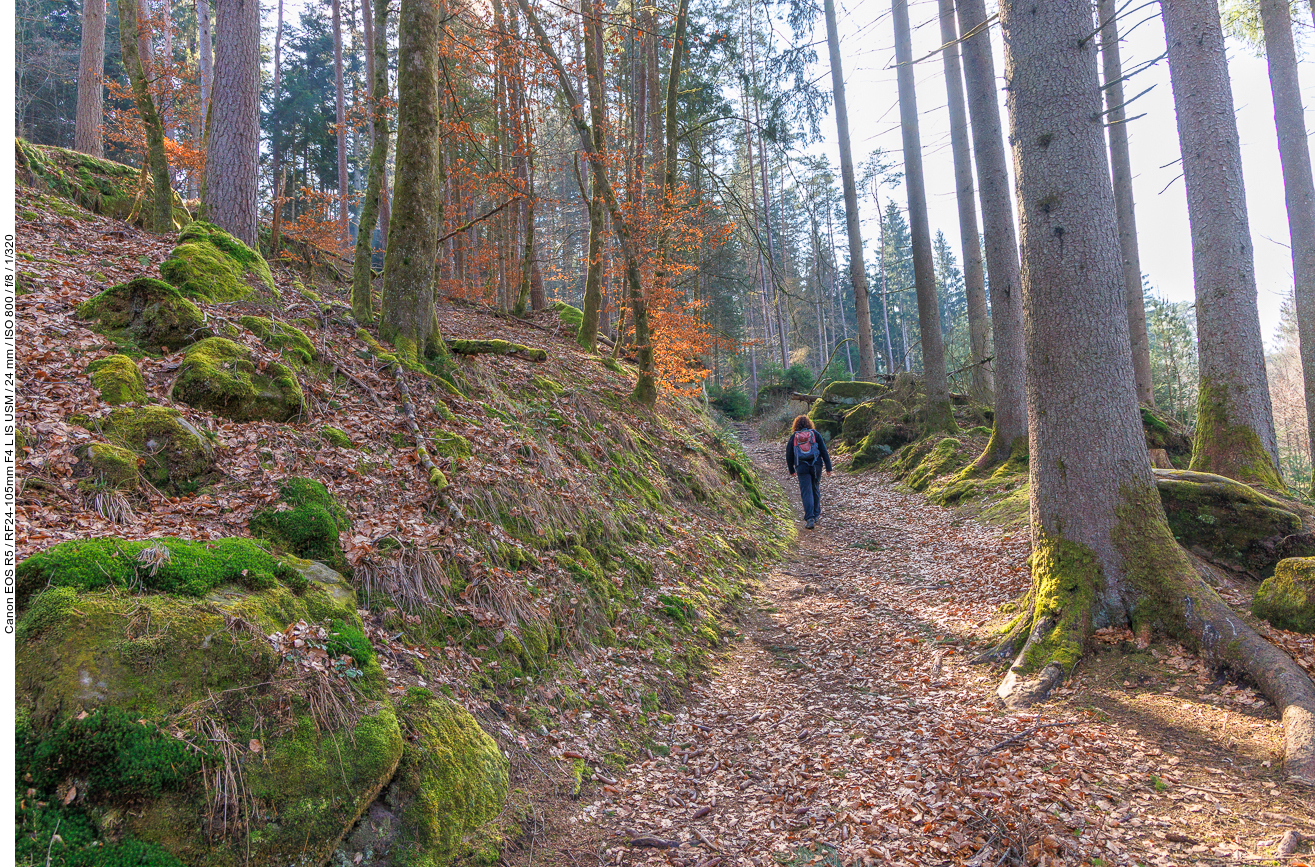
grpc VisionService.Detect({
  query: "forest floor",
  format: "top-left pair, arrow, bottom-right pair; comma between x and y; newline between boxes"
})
518,432 -> 1315,867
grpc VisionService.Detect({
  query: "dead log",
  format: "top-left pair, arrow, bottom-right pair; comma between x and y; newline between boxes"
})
447,338 -> 547,362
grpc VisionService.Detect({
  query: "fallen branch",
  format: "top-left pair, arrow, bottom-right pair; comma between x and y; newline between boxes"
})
390,363 -> 447,490
447,338 -> 547,363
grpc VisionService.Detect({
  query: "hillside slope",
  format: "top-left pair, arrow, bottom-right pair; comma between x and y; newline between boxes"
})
14,150 -> 791,866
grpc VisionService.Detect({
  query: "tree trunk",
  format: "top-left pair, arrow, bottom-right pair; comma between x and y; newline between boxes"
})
1097,0 -> 1155,407
1258,0 -> 1315,494
380,0 -> 447,365
822,0 -> 877,381
1162,0 -> 1284,490
892,0 -> 955,432
118,0 -> 173,232
75,0 -> 106,156
333,0 -> 350,242
269,0 -> 284,254
195,0 -> 212,157
519,0 -> 657,404
203,0 -> 260,247
576,0 -> 606,351
352,0 -> 390,323
938,0 -> 991,402
997,0 -> 1315,787
958,0 -> 1028,466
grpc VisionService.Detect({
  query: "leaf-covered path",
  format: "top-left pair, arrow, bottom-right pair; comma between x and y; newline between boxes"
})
562,433 -> 1314,866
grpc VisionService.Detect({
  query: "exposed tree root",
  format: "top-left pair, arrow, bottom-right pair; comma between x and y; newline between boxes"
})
390,362 -> 448,490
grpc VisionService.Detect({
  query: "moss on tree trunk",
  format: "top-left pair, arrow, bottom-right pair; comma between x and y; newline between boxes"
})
116,0 -> 173,233
1190,378 -> 1286,491
351,0 -> 391,323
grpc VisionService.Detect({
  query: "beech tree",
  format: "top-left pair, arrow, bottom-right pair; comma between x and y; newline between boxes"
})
997,0 -> 1315,786
117,0 -> 173,232
204,0 -> 261,246
352,0 -> 390,323
575,0 -> 606,352
1162,0 -> 1283,489
74,0 -> 106,156
332,0 -> 349,241
956,0 -> 1027,466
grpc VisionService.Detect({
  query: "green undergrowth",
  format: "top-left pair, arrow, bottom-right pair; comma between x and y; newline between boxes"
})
249,477 -> 352,576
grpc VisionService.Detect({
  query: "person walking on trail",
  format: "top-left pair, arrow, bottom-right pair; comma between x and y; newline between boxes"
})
786,415 -> 832,529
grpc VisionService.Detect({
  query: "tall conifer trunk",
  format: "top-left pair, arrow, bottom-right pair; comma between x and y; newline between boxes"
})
1162,0 -> 1283,489
204,0 -> 260,246
269,0 -> 285,254
576,0 -> 606,351
75,0 -> 106,156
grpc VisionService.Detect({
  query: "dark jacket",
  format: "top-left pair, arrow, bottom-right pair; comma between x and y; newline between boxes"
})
786,429 -> 832,474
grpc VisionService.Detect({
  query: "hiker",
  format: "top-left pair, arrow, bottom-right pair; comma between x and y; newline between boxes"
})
786,415 -> 832,529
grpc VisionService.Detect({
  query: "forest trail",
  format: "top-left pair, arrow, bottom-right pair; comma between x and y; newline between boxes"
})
536,430 -> 1315,866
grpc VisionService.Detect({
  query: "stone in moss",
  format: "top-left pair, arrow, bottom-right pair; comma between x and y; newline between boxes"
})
1141,406 -> 1193,463
95,405 -> 215,493
159,221 -> 276,302
821,380 -> 887,405
171,337 -> 304,422
87,354 -> 147,405
239,314 -> 317,365
76,277 -> 212,352
1155,468 -> 1303,578
551,300 -> 584,331
1253,558 -> 1315,633
432,429 -> 472,460
840,402 -> 882,443
74,441 -> 140,492
321,425 -> 354,448
16,139 -> 187,229
249,477 -> 351,575
807,399 -> 844,441
904,438 -> 965,491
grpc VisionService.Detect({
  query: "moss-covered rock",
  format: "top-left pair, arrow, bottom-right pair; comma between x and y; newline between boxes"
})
321,425 -> 354,448
171,337 -> 304,422
159,221 -> 275,302
87,354 -> 146,404
840,401 -> 882,443
850,423 -> 919,470
73,441 -> 140,492
1155,469 -> 1303,578
807,399 -> 844,441
1253,557 -> 1315,633
94,405 -> 216,493
16,139 -> 190,229
1141,406 -> 1192,466
249,477 -> 351,575
551,300 -> 584,331
76,277 -> 212,352
238,315 -> 317,365
432,429 -> 472,460
334,688 -> 508,867
448,338 -> 547,362
821,380 -> 887,405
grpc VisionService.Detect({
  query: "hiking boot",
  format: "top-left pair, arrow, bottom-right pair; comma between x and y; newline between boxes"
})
806,518 -> 815,530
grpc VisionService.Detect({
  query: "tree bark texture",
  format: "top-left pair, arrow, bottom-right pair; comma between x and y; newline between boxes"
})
204,0 -> 260,247
75,0 -> 106,156
576,0 -> 606,352
118,0 -> 173,232
999,0 -> 1315,786
1258,0 -> 1315,494
1097,0 -> 1155,407
823,0 -> 877,381
380,0 -> 446,364
892,0 -> 955,431
195,0 -> 212,145
352,0 -> 390,323
333,0 -> 350,241
1161,0 -> 1283,490
269,0 -> 284,254
938,0 -> 992,402
957,0 -> 1028,466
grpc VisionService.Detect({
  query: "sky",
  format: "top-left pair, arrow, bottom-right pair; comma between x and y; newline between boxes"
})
792,0 -> 1315,347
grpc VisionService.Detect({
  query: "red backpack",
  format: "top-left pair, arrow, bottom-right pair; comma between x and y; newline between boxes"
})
793,429 -> 820,465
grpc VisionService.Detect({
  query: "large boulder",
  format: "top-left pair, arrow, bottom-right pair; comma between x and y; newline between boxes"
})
821,380 -> 887,406
16,139 -> 191,229
171,337 -> 304,422
93,405 -> 216,494
71,441 -> 140,493
86,354 -> 146,405
1155,469 -> 1305,578
250,477 -> 351,576
1253,558 -> 1315,634
15,540 -> 405,867
159,221 -> 276,302
76,277 -> 212,352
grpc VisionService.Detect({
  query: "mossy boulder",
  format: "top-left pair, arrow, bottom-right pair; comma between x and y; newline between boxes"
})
821,380 -> 887,406
551,300 -> 584,331
1142,407 -> 1193,465
432,429 -> 472,461
15,549 -> 403,867
1253,558 -> 1315,633
72,441 -> 140,492
335,688 -> 508,867
238,315 -> 317,365
1155,468 -> 1304,578
850,423 -> 919,470
16,139 -> 191,229
171,337 -> 304,422
93,405 -> 216,493
807,398 -> 844,441
159,221 -> 275,302
321,426 -> 354,448
249,477 -> 351,575
840,402 -> 882,443
87,354 -> 146,404
76,277 -> 212,352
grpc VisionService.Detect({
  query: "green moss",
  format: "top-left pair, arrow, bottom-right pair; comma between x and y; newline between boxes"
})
432,429 -> 472,460
1253,558 -> 1315,633
76,277 -> 212,352
820,380 -> 887,405
806,399 -> 844,440
1190,378 -> 1285,491
87,354 -> 147,404
531,374 -> 565,396
1015,533 -> 1099,677
321,426 -> 354,448
75,442 -> 140,492
238,315 -> 318,365
172,337 -> 304,422
721,453 -> 769,512
327,618 -> 375,666
249,477 -> 351,575
840,402 -> 882,443
16,536 -> 301,609
93,405 -> 215,493
903,437 -> 966,491
1155,469 -> 1302,577
551,300 -> 584,331
447,338 -> 547,362
159,221 -> 275,302
16,140 -> 180,229
388,688 -> 509,867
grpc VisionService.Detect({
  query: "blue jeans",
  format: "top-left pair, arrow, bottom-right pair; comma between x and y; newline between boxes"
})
796,463 -> 822,520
